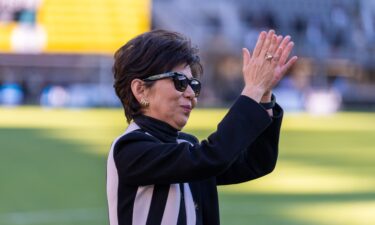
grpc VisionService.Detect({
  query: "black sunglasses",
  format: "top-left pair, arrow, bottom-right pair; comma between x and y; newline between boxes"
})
142,72 -> 201,97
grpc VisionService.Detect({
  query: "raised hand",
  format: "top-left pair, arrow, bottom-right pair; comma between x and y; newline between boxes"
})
241,30 -> 298,102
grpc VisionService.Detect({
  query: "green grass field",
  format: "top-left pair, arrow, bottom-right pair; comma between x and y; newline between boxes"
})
0,107 -> 374,225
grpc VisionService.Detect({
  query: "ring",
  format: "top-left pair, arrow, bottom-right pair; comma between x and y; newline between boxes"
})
265,53 -> 273,61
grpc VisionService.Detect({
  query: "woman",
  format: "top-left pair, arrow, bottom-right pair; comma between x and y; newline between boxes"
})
107,29 -> 297,225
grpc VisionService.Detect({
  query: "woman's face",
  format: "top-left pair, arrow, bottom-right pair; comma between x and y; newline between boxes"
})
143,64 -> 197,130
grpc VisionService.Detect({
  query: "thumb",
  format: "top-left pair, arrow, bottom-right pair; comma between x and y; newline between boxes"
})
242,48 -> 251,66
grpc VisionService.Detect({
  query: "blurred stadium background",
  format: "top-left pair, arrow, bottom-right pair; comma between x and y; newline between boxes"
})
1,0 -> 375,111
1,0 -> 375,225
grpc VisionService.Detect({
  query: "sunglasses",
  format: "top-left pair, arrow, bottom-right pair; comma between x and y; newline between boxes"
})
142,72 -> 201,97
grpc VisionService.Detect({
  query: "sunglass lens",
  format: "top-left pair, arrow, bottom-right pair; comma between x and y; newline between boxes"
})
173,75 -> 189,92
173,74 -> 201,97
190,79 -> 201,97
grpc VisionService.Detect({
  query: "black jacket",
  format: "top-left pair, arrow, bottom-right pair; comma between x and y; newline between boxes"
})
107,95 -> 283,225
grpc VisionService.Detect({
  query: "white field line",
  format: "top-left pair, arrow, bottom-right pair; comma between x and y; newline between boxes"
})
0,208 -> 106,225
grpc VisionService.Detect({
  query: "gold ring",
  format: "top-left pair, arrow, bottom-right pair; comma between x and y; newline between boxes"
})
265,53 -> 273,61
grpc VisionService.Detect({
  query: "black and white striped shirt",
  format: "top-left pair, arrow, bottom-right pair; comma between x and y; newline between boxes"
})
107,96 -> 283,225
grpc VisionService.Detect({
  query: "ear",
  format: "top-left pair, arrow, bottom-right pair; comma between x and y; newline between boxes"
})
130,79 -> 147,103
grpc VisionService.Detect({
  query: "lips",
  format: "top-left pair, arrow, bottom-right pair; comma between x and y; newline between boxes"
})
181,105 -> 192,113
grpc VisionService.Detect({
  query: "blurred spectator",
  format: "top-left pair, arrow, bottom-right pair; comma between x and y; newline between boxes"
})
329,3 -> 350,52
0,83 -> 24,106
40,85 -> 69,108
39,84 -> 121,108
262,10 -> 278,30
212,55 -> 242,103
306,18 -> 329,57
292,15 -> 307,36
305,89 -> 342,115
273,76 -> 305,112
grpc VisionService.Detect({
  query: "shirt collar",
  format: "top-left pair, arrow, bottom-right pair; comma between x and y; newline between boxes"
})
133,114 -> 179,143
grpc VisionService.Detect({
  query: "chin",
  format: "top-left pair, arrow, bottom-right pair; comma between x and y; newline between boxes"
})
175,119 -> 188,130
175,123 -> 186,130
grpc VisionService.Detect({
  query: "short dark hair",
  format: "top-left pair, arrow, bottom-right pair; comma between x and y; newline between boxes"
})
113,29 -> 203,123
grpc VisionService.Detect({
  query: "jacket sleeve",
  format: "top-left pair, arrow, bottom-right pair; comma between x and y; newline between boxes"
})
215,104 -> 283,185
113,96 -> 272,185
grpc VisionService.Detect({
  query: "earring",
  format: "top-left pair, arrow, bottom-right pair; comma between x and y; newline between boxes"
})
140,98 -> 149,107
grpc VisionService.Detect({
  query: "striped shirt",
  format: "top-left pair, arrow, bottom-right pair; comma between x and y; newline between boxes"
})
107,96 -> 283,225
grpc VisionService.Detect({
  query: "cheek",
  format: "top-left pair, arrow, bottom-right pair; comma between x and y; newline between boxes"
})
151,90 -> 180,111
166,94 -> 182,110
148,81 -> 190,113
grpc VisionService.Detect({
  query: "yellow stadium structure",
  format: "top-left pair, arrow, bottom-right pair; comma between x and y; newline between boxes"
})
0,22 -> 16,52
1,0 -> 150,54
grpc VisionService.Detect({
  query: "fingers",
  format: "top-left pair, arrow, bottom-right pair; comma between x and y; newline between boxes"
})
242,48 -> 251,66
276,35 -> 283,47
244,30 -> 297,70
279,41 -> 295,66
274,35 -> 283,52
278,35 -> 291,51
272,46 -> 283,66
267,34 -> 281,56
281,56 -> 298,74
252,31 -> 267,57
259,30 -> 275,58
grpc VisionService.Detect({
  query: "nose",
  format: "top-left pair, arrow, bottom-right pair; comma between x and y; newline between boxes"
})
183,84 -> 196,99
